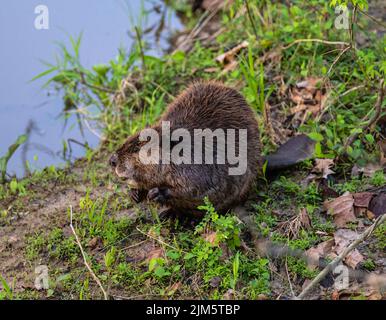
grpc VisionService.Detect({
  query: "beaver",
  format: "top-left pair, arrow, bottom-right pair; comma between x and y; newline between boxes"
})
109,81 -> 314,216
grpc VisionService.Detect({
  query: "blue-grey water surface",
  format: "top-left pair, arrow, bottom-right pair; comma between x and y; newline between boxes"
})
0,0 -> 182,177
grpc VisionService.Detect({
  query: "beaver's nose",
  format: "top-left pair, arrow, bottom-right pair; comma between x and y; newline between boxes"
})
109,153 -> 118,168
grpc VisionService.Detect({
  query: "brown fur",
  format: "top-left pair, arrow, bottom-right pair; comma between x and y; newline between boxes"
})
111,81 -> 262,215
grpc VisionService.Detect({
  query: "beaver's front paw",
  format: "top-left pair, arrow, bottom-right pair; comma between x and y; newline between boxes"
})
129,189 -> 148,203
147,187 -> 170,204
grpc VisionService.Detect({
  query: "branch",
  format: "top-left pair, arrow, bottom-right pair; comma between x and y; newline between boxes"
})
327,45 -> 352,75
282,39 -> 350,50
69,205 -> 109,300
297,213 -> 386,300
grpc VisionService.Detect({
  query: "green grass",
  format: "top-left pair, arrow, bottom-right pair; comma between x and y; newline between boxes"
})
0,0 -> 385,300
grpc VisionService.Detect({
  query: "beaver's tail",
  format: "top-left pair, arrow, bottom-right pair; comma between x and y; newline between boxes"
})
264,134 -> 316,171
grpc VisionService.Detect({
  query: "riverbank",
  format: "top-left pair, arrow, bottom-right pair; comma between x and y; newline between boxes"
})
1,0 -> 385,300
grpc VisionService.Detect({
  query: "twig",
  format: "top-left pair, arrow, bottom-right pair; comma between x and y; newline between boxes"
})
83,118 -> 104,141
282,39 -> 350,50
172,7 -> 219,54
136,227 -> 186,253
297,214 -> 386,300
69,205 -> 109,300
121,240 -> 147,251
339,84 -> 365,97
358,8 -> 386,29
285,258 -> 295,298
327,45 -> 352,75
342,79 -> 385,154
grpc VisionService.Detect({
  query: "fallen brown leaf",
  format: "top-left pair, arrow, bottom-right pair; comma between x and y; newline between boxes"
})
331,290 -> 340,300
366,210 -> 376,220
146,247 -> 164,262
215,40 -> 249,73
203,231 -> 218,246
306,239 -> 335,269
313,159 -> 335,179
333,229 -> 364,269
289,77 -> 327,117
87,237 -> 102,250
353,192 -> 374,208
344,249 -> 364,269
324,192 -> 356,227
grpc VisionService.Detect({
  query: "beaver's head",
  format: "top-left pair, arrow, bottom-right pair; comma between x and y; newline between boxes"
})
109,128 -> 164,189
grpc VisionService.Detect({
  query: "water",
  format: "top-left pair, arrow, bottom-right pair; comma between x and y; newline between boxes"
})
0,0 -> 182,177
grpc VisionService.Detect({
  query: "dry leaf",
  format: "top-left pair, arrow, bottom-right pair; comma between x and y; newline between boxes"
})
222,60 -> 238,73
331,290 -> 340,300
345,249 -> 364,269
87,237 -> 102,250
146,247 -> 164,262
203,231 -> 218,246
353,192 -> 374,208
333,229 -> 364,269
366,210 -> 376,220
367,291 -> 383,300
306,239 -> 335,269
289,77 -> 327,117
324,192 -> 356,227
215,40 -> 249,73
256,294 -> 268,300
313,159 -> 335,179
